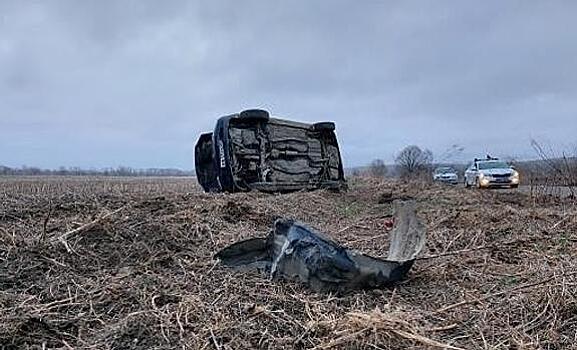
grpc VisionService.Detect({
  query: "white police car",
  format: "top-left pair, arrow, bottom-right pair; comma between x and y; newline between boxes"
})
464,157 -> 520,189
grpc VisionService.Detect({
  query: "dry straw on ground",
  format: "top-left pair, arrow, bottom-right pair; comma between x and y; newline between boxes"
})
0,176 -> 576,349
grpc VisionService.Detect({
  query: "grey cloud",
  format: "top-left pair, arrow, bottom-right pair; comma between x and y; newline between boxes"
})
0,0 -> 576,169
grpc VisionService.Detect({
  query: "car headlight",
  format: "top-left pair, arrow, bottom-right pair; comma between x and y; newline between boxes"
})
511,170 -> 520,184
478,173 -> 485,179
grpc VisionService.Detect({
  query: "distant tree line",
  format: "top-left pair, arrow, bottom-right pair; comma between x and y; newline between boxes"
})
0,165 -> 194,177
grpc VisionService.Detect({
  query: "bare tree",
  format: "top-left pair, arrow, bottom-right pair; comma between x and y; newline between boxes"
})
368,159 -> 387,178
530,139 -> 577,199
395,145 -> 433,178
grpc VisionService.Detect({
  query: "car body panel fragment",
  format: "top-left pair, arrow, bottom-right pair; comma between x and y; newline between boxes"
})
215,200 -> 426,292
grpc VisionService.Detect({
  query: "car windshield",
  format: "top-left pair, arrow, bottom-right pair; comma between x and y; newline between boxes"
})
478,161 -> 510,170
435,167 -> 455,174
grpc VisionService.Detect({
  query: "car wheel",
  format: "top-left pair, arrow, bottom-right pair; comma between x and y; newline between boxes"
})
312,122 -> 336,132
239,109 -> 270,122
511,184 -> 519,189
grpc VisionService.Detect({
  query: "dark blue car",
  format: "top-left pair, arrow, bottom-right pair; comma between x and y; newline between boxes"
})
195,109 -> 346,193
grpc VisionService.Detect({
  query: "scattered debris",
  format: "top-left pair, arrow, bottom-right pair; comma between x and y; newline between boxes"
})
216,200 -> 426,292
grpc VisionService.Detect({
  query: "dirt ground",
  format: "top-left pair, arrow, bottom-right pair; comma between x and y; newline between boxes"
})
1,176 -> 576,349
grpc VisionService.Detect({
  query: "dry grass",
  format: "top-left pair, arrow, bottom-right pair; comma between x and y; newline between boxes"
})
0,176 -> 576,349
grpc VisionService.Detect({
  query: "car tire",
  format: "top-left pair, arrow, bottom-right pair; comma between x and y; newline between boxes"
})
464,179 -> 470,188
511,184 -> 519,189
239,109 -> 270,122
313,122 -> 336,132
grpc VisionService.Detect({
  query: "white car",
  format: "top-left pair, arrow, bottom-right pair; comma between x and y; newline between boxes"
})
433,167 -> 459,184
464,157 -> 520,188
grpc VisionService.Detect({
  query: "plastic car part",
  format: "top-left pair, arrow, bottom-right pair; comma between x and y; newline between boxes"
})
215,200 -> 426,292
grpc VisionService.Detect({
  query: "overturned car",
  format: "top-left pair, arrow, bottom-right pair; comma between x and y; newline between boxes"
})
195,109 -> 346,193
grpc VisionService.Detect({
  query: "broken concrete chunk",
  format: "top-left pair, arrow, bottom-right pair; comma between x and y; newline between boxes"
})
215,200 -> 427,292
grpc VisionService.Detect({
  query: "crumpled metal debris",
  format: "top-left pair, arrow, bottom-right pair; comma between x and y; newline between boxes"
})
215,200 -> 426,292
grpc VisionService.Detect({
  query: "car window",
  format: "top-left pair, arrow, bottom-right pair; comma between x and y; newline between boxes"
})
435,167 -> 454,174
478,161 -> 509,170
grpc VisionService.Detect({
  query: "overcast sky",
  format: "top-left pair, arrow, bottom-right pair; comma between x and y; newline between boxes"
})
1,1 -> 576,169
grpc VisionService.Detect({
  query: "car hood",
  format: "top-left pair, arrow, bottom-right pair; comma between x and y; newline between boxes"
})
480,168 -> 513,176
